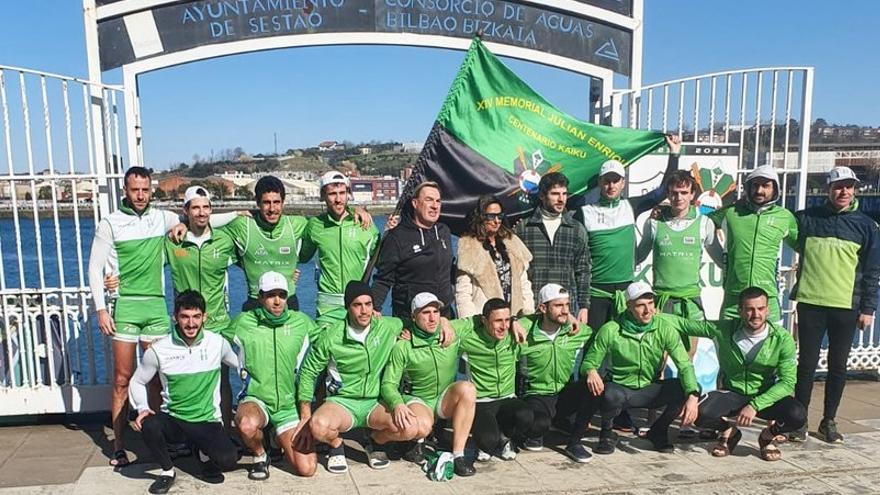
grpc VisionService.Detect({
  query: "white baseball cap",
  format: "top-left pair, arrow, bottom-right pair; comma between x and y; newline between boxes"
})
625,281 -> 655,302
183,185 -> 211,206
827,166 -> 860,184
258,271 -> 288,294
411,292 -> 444,314
599,159 -> 626,178
320,171 -> 350,189
539,283 -> 569,304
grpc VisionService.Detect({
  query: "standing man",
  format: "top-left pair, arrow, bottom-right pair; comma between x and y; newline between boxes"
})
517,284 -> 594,463
789,167 -> 880,443
299,171 -> 380,327
380,293 -> 478,476
580,281 -> 699,455
230,272 -> 318,480
515,173 -> 591,323
708,165 -> 798,321
636,170 -> 723,321
129,291 -> 240,494
577,135 -> 681,334
224,176 -> 308,311
300,282 -> 418,473
88,166 -> 187,468
373,181 -> 454,318
674,287 -> 806,461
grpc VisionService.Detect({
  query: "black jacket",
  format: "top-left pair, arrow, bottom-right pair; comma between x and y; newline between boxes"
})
372,216 -> 454,318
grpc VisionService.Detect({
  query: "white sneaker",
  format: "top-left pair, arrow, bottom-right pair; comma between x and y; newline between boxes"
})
476,449 -> 492,462
499,441 -> 517,461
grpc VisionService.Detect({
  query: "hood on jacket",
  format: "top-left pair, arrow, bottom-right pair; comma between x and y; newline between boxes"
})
745,164 -> 781,204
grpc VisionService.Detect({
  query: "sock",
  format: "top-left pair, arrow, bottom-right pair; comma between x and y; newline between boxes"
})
198,450 -> 210,463
329,443 -> 345,455
253,452 -> 267,463
453,451 -> 464,459
160,468 -> 175,477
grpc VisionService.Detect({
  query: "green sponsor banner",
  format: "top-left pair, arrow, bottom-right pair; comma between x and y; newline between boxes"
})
436,38 -> 665,196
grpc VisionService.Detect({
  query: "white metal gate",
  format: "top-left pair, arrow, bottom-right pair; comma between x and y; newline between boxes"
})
611,67 -> 879,374
0,65 -> 129,415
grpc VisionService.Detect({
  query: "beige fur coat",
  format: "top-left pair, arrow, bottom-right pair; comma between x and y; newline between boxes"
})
455,234 -> 534,317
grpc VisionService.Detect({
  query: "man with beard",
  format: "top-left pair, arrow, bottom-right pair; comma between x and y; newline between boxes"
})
674,286 -> 805,461
129,291 -> 240,494
708,165 -> 798,321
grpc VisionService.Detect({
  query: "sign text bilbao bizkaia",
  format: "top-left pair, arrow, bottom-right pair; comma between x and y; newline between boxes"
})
98,0 -> 632,74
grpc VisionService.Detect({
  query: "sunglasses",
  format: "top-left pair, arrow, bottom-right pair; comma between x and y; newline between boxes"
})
483,213 -> 505,221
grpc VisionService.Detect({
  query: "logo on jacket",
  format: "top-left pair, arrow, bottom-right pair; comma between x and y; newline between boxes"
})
255,244 -> 268,257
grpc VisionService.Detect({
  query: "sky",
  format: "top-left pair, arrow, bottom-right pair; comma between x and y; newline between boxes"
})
0,1 -> 878,169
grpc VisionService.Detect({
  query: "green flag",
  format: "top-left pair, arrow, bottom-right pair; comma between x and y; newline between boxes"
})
409,37 -> 665,234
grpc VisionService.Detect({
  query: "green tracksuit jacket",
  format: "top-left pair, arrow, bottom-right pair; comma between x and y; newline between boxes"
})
674,317 -> 797,411
380,318 -> 475,409
230,309 -> 315,411
297,316 -> 403,403
518,314 -> 593,397
581,313 -> 698,394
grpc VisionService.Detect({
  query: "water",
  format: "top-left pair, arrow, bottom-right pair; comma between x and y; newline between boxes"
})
0,214 -> 389,388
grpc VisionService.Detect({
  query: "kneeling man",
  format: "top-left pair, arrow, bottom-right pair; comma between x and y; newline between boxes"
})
130,291 -> 240,494
299,281 -> 419,473
680,286 -> 805,461
231,271 -> 318,480
581,281 -> 699,454
381,292 -> 478,476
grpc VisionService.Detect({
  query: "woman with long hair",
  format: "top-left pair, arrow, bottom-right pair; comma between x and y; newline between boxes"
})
455,196 -> 534,318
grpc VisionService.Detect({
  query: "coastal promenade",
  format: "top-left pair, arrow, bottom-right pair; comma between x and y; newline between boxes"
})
1,380 -> 878,494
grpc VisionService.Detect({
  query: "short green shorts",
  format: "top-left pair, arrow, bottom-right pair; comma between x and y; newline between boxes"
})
403,383 -> 453,420
325,396 -> 381,431
112,296 -> 170,343
241,396 -> 300,435
721,292 -> 781,322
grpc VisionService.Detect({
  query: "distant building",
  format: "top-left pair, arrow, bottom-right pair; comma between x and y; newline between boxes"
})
350,176 -> 400,203
318,140 -> 344,151
358,147 -> 372,155
399,142 -> 423,154
218,171 -> 255,187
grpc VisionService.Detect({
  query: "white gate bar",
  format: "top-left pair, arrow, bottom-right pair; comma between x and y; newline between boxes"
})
40,75 -> 63,387
709,76 -> 717,143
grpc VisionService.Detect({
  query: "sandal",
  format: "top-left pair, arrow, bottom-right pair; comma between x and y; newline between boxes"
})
759,430 -> 782,462
109,449 -> 131,468
711,428 -> 742,458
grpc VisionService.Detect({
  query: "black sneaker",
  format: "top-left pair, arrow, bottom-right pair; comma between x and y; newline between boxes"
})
817,418 -> 844,444
148,473 -> 176,494
522,437 -> 544,452
646,428 -> 675,453
788,425 -> 808,443
200,459 -> 224,484
402,441 -> 426,464
453,456 -> 476,477
594,433 -> 617,455
248,458 -> 270,481
564,442 -> 593,463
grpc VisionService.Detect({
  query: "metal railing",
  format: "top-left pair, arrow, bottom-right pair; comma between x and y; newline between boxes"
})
0,65 -> 127,414
612,67 -> 878,374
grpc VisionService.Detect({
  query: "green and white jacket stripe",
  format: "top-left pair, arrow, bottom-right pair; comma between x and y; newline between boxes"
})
88,203 -> 180,311
129,328 -> 239,423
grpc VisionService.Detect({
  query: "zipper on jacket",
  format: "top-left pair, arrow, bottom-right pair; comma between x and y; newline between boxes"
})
363,338 -> 372,398
273,327 -> 280,406
748,215 -> 761,286
430,346 -> 441,398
